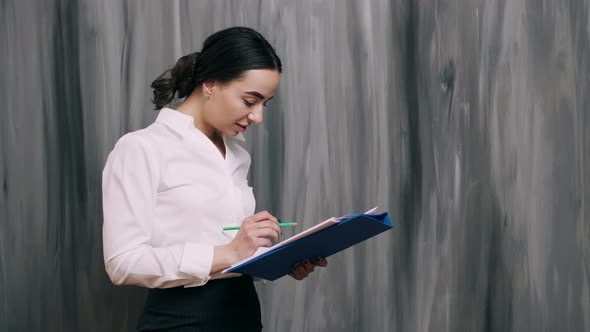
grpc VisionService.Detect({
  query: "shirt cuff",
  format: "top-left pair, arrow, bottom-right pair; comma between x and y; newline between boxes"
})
179,242 -> 214,286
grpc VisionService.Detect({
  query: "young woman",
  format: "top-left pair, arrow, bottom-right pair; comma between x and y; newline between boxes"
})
102,27 -> 327,331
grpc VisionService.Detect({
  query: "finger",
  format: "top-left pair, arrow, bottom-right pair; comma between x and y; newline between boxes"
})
243,220 -> 280,239
294,263 -> 310,277
301,259 -> 315,273
312,257 -> 328,267
252,227 -> 280,243
255,219 -> 281,231
249,211 -> 278,223
255,237 -> 273,248
253,220 -> 281,237
290,264 -> 305,280
296,266 -> 310,279
289,271 -> 304,280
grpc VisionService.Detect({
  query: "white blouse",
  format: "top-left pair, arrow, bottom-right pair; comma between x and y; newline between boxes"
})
102,108 -> 255,288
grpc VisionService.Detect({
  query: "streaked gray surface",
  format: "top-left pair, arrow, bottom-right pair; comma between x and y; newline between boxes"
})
1,0 -> 589,331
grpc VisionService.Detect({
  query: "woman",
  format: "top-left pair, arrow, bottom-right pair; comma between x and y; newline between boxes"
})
102,27 -> 327,331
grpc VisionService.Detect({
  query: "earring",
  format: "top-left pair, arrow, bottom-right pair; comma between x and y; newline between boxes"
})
204,95 -> 210,101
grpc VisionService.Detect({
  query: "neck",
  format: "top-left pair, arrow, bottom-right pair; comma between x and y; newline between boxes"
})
176,92 -> 216,140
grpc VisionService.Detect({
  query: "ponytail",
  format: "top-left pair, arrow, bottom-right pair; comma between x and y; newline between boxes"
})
150,52 -> 199,110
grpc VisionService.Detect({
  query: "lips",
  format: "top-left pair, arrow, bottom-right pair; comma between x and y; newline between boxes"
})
236,123 -> 248,132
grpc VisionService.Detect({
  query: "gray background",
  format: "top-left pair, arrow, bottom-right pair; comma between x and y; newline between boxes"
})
1,0 -> 589,331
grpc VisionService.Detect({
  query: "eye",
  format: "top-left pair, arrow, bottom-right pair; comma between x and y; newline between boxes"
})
244,100 -> 255,107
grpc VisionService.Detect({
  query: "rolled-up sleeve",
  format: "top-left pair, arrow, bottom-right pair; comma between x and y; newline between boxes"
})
102,134 -> 213,288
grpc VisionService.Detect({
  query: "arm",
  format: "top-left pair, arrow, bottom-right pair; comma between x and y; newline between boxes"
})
102,134 -> 213,288
102,135 -> 282,288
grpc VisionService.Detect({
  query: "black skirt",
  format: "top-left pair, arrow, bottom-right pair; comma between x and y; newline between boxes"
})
136,276 -> 262,332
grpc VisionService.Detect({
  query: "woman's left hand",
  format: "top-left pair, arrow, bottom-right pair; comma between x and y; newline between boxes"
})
289,257 -> 328,280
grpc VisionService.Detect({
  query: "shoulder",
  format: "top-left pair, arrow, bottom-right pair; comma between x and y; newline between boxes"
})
114,128 -> 157,155
103,126 -> 164,179
113,122 -> 178,152
108,124 -> 173,167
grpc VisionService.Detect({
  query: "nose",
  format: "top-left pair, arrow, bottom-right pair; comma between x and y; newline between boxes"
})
247,106 -> 264,124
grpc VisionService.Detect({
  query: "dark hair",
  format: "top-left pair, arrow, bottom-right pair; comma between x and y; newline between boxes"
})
150,26 -> 282,110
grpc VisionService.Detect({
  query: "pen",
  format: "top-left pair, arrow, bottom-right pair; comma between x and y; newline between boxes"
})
222,220 -> 298,231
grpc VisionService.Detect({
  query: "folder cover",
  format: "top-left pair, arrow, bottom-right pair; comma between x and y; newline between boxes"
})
223,211 -> 393,281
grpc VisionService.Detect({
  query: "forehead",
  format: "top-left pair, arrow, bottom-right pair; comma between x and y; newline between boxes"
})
228,69 -> 280,95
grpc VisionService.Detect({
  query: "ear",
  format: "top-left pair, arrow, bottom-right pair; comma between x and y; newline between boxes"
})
201,81 -> 216,97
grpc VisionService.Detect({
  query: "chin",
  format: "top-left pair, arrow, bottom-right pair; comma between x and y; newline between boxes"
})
223,129 -> 240,137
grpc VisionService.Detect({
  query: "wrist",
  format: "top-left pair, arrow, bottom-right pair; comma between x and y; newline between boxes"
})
212,243 -> 239,273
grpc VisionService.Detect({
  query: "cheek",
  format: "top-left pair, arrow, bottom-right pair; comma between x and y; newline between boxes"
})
211,99 -> 237,121
226,99 -> 249,118
211,94 -> 249,122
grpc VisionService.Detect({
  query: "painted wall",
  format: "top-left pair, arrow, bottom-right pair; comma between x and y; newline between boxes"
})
1,0 -> 588,331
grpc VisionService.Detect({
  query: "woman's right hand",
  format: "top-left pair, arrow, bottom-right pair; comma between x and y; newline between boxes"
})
227,211 -> 282,262
211,211 -> 281,273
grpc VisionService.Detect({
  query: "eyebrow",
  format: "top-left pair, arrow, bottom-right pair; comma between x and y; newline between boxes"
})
245,91 -> 266,100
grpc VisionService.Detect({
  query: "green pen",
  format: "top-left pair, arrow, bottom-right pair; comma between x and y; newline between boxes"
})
222,219 -> 298,231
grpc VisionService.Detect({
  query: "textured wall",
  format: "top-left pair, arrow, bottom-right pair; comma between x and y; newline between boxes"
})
1,0 -> 589,331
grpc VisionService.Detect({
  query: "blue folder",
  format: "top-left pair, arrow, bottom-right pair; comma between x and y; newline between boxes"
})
226,212 -> 393,280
